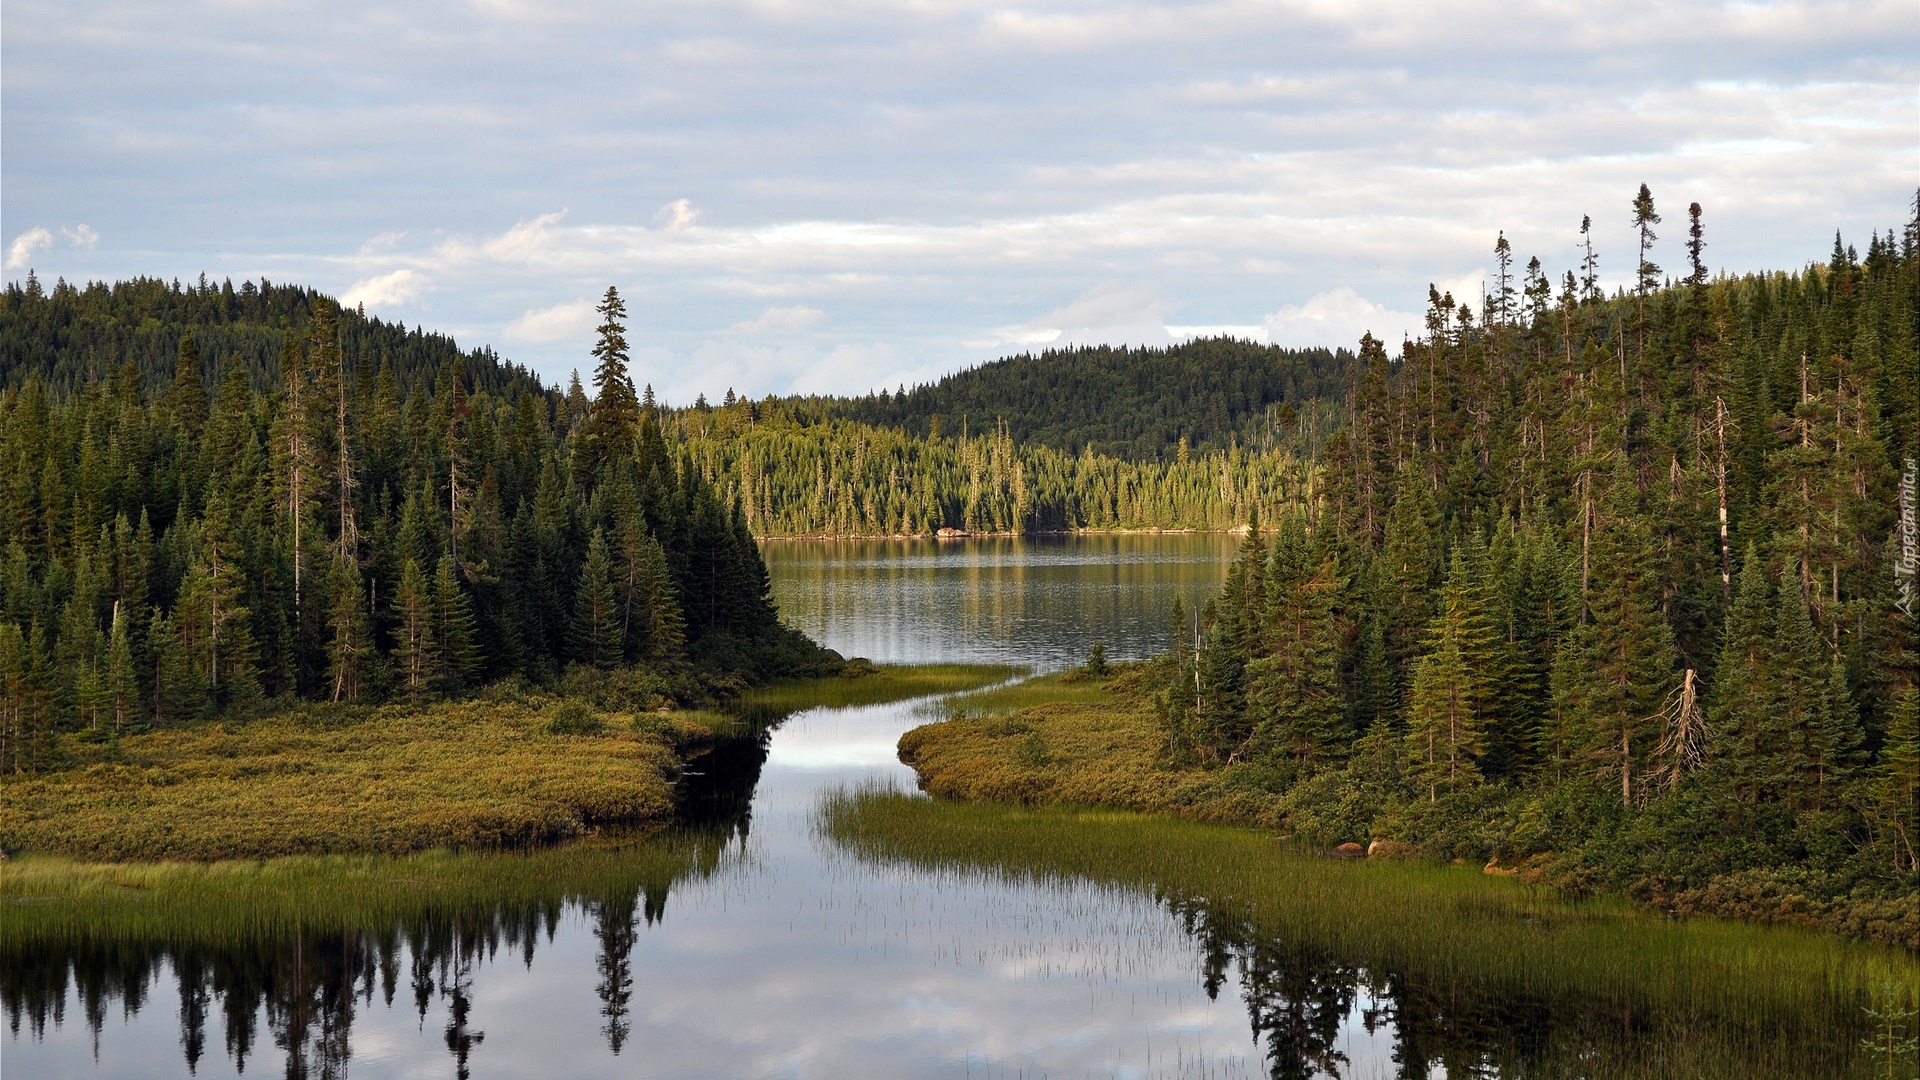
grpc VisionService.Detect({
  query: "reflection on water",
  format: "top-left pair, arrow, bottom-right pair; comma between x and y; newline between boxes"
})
0,537 -> 1851,1078
763,534 -> 1240,668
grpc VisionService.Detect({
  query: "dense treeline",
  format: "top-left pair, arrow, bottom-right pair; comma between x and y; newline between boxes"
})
811,338 -> 1350,461
0,286 -> 825,772
0,272 -> 549,400
1157,194 -> 1920,927
669,401 -> 1319,536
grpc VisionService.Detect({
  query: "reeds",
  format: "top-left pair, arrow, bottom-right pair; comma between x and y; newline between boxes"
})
823,789 -> 1920,1079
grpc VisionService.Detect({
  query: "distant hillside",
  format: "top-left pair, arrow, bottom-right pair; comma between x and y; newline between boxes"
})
816,338 -> 1352,462
0,272 -> 548,399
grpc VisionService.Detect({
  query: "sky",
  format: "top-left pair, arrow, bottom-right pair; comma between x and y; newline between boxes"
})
3,0 -> 1915,403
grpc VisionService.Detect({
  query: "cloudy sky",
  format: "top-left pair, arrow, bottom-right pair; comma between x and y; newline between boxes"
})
4,1 -> 1914,401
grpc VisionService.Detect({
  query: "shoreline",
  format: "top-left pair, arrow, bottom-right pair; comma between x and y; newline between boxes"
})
754,525 -> 1257,541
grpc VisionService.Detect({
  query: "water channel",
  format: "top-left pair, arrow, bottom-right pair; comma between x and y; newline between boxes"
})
0,535 -> 1871,1078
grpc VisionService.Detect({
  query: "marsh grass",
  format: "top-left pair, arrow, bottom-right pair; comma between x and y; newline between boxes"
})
0,836 -> 712,949
741,663 -> 1018,716
918,668 -> 1117,720
824,789 -> 1920,1079
0,697 -> 711,860
0,664 -> 1004,864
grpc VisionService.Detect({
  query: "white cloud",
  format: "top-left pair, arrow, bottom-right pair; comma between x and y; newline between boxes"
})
655,198 -> 700,232
503,298 -> 597,342
728,305 -> 825,334
1263,288 -> 1423,350
995,283 -> 1171,348
61,224 -> 99,249
5,0 -> 1908,394
341,268 -> 426,308
5,228 -> 54,270
1166,324 -> 1266,342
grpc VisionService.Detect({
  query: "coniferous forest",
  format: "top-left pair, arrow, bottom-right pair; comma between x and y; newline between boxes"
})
0,284 -> 827,772
1140,196 -> 1920,939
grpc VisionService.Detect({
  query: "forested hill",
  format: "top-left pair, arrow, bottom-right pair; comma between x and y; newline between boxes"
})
0,273 -> 548,400
0,287 -> 830,772
815,338 -> 1351,461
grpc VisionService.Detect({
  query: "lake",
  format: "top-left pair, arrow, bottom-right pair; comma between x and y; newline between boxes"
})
0,535 -> 1889,1078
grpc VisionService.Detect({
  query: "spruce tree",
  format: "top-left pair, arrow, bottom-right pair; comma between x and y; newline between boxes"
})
1552,465 -> 1678,805
584,288 -> 639,481
323,558 -> 373,703
431,556 -> 482,690
105,603 -> 142,734
1707,548 -> 1781,802
631,535 -> 685,664
392,558 -> 436,702
1871,688 -> 1920,873
571,528 -> 623,670
1404,553 -> 1495,800
1245,518 -> 1344,766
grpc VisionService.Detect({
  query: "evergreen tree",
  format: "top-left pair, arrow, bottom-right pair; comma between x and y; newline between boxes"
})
1707,548 -> 1782,802
582,288 -> 639,481
570,528 -> 622,669
323,557 -> 373,703
1551,466 -> 1677,806
392,558 -> 436,702
431,556 -> 481,690
0,621 -> 54,773
1156,595 -> 1198,762
1404,553 -> 1495,800
1245,518 -> 1344,766
630,535 -> 685,665
105,602 -> 143,734
1871,688 -> 1920,873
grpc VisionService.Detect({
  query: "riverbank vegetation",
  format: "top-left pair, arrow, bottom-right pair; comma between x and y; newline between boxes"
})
0,689 -> 695,860
899,194 -> 1920,951
0,662 -> 1007,860
824,788 -> 1918,1080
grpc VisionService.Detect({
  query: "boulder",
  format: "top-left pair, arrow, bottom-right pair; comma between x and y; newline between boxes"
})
1333,842 -> 1366,858
1367,839 -> 1414,860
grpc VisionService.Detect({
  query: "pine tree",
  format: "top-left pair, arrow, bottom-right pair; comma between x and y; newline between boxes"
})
432,556 -> 481,690
175,490 -> 258,716
392,558 -> 436,702
571,528 -> 623,669
105,602 -> 143,734
1156,595 -> 1199,762
1871,688 -> 1920,873
1632,182 -> 1662,358
1552,466 -> 1678,805
1707,548 -> 1782,802
323,557 -> 372,703
166,330 -> 208,440
0,622 -> 54,773
583,288 -> 639,481
1245,518 -> 1345,766
631,535 -> 685,664
1403,553 -> 1495,800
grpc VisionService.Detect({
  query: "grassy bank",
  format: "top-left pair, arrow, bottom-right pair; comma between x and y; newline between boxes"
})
824,789 -> 1920,1080
0,692 -> 700,860
0,663 -> 1008,862
0,837 -> 708,948
742,662 -> 1018,714
897,667 -> 1920,952
900,667 -> 1281,823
